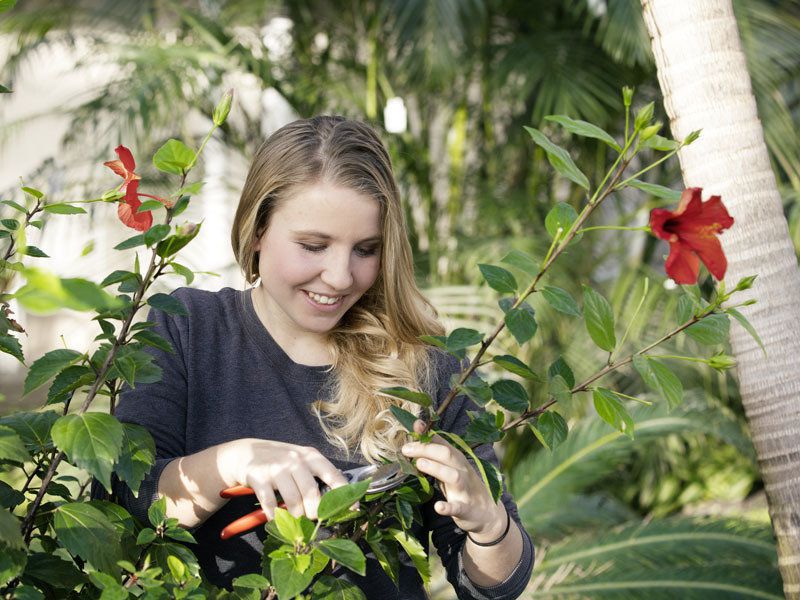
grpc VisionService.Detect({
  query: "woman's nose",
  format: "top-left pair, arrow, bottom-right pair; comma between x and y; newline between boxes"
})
320,253 -> 354,291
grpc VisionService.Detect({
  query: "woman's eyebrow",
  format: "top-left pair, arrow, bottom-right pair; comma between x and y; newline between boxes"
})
291,230 -> 382,244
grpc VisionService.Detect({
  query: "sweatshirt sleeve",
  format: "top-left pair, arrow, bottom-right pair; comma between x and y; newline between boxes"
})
425,352 -> 534,600
90,290 -> 190,527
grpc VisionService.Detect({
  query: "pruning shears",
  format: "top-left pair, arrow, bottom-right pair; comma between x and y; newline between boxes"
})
218,462 -> 409,540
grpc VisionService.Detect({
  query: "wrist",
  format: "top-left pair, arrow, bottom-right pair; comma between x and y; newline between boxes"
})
218,438 -> 249,486
468,504 -> 509,545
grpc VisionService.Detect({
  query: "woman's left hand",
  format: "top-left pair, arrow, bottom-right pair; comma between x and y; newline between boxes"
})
401,420 -> 506,538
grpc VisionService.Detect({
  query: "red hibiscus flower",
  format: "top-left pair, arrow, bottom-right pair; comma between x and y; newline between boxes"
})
649,187 -> 734,285
104,145 -> 171,232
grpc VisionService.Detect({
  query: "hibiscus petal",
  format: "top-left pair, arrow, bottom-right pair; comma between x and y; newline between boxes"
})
649,207 -> 676,241
118,201 -> 153,232
695,195 -> 734,231
664,241 -> 700,285
104,159 -> 128,179
115,145 -> 137,172
675,187 -> 703,218
679,230 -> 728,280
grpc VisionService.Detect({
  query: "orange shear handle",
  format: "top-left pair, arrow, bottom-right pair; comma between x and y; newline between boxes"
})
219,485 -> 287,540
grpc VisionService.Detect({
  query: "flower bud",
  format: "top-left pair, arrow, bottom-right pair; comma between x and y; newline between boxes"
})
639,122 -> 662,143
213,89 -> 234,126
634,102 -> 655,130
176,222 -> 198,237
622,86 -> 634,108
733,275 -> 757,292
683,130 -> 701,145
707,353 -> 736,372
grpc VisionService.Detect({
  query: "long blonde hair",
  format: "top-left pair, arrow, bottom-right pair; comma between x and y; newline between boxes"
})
231,116 -> 444,462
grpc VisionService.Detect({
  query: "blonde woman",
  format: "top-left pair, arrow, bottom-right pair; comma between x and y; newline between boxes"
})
95,116 -> 534,598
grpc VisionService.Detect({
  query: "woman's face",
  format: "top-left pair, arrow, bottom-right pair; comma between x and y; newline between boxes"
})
254,181 -> 382,339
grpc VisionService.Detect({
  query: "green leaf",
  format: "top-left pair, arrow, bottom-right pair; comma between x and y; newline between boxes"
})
438,430 -> 503,503
88,571 -> 127,599
153,139 -> 196,175
642,133 -> 679,151
456,374 -> 493,406
311,575 -> 366,600
365,527 -> 400,586
137,199 -> 167,212
170,195 -> 190,217
593,388 -> 634,438
492,355 -> 541,381
500,249 -> 539,276
0,335 -> 24,363
51,413 -> 124,492
419,334 -> 447,350
1,199 -> 25,212
388,528 -> 430,584
273,508 -> 307,544
390,405 -> 419,432
148,496 -> 167,527
113,233 -> 146,251
533,412 -> 568,451
143,224 -> 171,247
47,365 -> 94,404
60,278 -> 120,311
136,528 -> 156,545
318,479 -> 371,521
548,374 -> 573,404
504,302 -> 537,345
0,510 -> 26,584
0,84 -> 10,93
42,203 -> 86,215
132,329 -> 174,353
0,425 -> 32,464
686,313 -> 730,346
270,557 -> 317,599
318,539 -> 366,576
114,423 -> 156,496
20,246 -> 48,258
545,202 -> 579,240
170,262 -> 194,285
379,386 -> 432,408
478,264 -> 517,294
155,222 -> 201,258
147,293 -> 189,316
395,496 -> 413,528
676,294 -> 694,324
490,379 -> 529,413
633,356 -> 683,410
53,503 -> 122,575
544,115 -> 621,152
0,411 -> 59,453
628,179 -> 682,202
464,411 -> 502,445
446,327 -> 484,352
582,285 -> 616,352
24,349 -> 83,395
233,573 -> 270,590
727,308 -> 766,356
22,552 -> 87,590
542,286 -> 582,317
524,127 -> 590,190
100,270 -> 138,288
0,0 -> 15,14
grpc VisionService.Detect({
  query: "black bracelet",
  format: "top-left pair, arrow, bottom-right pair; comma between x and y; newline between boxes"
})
467,510 -> 511,547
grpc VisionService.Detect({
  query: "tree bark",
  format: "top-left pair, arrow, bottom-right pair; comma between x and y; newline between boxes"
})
642,1 -> 800,596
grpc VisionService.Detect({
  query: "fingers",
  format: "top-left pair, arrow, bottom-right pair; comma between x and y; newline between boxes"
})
254,485 -> 279,521
306,452 -> 349,490
292,468 -> 322,520
413,457 -> 463,486
273,472 -> 304,518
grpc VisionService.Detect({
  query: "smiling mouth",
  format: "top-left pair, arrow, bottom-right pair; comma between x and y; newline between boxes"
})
304,290 -> 343,305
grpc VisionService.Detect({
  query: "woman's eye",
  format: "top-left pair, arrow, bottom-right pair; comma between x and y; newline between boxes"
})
300,243 -> 326,253
355,246 -> 378,257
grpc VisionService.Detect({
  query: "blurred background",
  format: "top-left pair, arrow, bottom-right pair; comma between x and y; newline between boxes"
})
1,0 -> 798,596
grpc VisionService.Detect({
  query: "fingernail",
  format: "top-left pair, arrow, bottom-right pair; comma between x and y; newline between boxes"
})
402,444 -> 412,453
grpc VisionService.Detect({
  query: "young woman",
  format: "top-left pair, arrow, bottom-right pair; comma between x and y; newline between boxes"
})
97,116 -> 534,598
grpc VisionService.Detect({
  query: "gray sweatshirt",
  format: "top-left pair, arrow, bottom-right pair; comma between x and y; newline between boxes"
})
92,286 -> 534,598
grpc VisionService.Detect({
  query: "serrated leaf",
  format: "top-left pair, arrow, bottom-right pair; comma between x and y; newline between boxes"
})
318,479 -> 370,521
379,386 -> 432,408
504,302 -> 537,345
318,539 -> 366,576
147,293 -> 188,316
311,575 -> 366,600
419,335 -> 447,349
632,355 -> 683,410
366,527 -> 400,585
727,308 -> 766,356
582,285 -> 616,352
592,388 -> 634,438
524,127 -> 590,190
132,329 -> 174,353
544,115 -> 621,151
47,365 -> 94,404
455,373 -> 492,407
148,497 -> 167,527
478,264 -> 517,294
492,355 -> 541,381
388,528 -> 430,584
628,179 -> 682,201
0,335 -> 23,363
273,508 -> 306,544
24,349 -> 83,395
0,411 -> 59,453
51,413 -> 124,492
464,411 -> 502,445
0,425 -> 31,464
53,503 -> 122,575
490,379 -> 529,412
500,249 -> 539,276
114,423 -> 155,496
446,327 -> 484,351
676,294 -> 694,323
153,139 -> 196,175
270,556 -> 317,599
390,405 -> 419,432
686,313 -> 730,345
534,412 -> 568,451
542,286 -> 582,317
548,374 -> 572,404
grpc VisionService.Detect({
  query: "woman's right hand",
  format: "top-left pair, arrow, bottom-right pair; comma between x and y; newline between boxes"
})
221,438 -> 349,521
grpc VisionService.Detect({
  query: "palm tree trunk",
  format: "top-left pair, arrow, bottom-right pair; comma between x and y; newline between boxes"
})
642,1 -> 800,596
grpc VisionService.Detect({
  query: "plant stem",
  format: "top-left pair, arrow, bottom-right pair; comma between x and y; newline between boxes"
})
575,225 -> 650,234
